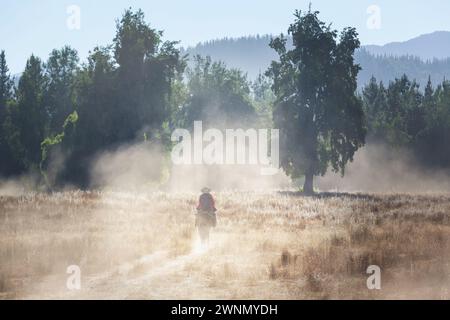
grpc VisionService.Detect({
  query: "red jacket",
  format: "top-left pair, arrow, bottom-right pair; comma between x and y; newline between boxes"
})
197,193 -> 217,212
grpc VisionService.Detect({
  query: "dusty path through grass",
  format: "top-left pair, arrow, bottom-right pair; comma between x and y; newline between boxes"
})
1,191 -> 450,299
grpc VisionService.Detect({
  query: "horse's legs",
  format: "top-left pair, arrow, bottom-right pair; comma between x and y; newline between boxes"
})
198,226 -> 210,246
198,226 -> 206,245
204,227 -> 210,245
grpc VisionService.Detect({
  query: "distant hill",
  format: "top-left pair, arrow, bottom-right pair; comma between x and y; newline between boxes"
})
183,33 -> 450,89
182,35 -> 277,80
365,31 -> 450,61
356,50 -> 450,89
181,35 -> 277,81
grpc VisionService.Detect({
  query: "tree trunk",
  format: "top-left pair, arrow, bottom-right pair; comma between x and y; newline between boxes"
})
303,170 -> 314,195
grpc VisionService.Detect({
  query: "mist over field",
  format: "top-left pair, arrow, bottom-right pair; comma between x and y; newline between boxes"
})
318,144 -> 450,193
1,2 -> 450,301
1,138 -> 449,300
3,142 -> 448,195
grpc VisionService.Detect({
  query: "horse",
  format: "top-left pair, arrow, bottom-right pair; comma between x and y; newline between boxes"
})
195,210 -> 217,245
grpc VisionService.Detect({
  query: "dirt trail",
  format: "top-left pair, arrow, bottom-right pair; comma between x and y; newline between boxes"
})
22,239 -> 219,300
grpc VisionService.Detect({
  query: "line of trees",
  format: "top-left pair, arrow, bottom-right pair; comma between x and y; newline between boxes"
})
0,9 -> 265,189
363,75 -> 450,169
0,8 -> 449,192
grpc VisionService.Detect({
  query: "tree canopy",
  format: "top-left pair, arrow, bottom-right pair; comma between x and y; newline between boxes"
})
267,9 -> 366,194
177,55 -> 256,130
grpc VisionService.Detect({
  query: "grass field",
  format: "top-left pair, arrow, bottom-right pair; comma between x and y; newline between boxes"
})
0,191 -> 449,299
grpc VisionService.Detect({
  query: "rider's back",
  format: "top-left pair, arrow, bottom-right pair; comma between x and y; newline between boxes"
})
196,192 -> 217,229
197,193 -> 216,212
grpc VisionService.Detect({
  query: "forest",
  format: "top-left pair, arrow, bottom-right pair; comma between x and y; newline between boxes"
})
0,8 -> 450,191
1,5 -> 450,301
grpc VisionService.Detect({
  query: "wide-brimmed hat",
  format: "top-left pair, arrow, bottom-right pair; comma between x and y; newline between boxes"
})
201,187 -> 211,193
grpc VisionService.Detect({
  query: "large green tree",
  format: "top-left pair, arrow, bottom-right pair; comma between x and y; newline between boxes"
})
61,46 -> 117,186
113,9 -> 185,142
57,9 -> 185,187
267,10 -> 366,194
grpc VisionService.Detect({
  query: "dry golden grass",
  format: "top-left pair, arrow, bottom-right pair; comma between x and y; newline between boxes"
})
0,191 -> 449,299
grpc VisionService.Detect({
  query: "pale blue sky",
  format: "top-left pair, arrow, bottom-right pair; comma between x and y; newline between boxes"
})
1,0 -> 449,74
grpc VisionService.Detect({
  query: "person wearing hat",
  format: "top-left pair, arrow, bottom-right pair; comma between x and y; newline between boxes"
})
196,187 -> 217,245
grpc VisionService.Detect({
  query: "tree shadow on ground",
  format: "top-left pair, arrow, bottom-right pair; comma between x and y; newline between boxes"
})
278,191 -> 383,202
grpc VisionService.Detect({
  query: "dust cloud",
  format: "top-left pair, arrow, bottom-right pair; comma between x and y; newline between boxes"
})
167,164 -> 291,192
0,174 -> 40,196
2,142 -> 450,195
317,144 -> 450,193
89,140 -> 291,192
89,142 -> 167,191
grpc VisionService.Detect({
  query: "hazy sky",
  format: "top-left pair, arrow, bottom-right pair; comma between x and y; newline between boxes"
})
1,0 -> 450,74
